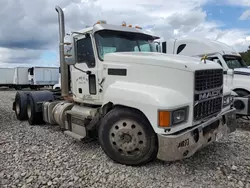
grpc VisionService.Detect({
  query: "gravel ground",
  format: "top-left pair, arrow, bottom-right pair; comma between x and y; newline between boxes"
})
0,90 -> 250,188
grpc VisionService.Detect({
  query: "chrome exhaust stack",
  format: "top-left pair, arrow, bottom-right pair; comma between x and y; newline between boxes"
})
55,6 -> 69,97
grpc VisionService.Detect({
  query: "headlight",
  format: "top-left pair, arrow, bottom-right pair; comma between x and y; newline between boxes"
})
172,108 -> 188,125
223,95 -> 234,107
158,107 -> 189,128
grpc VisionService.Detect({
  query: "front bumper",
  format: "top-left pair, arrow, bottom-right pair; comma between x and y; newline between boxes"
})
157,107 -> 236,162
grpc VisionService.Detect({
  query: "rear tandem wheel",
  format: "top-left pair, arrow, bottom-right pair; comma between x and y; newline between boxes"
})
13,91 -> 28,120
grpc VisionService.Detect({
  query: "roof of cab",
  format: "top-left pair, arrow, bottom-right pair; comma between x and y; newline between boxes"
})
74,23 -> 160,40
175,37 -> 240,56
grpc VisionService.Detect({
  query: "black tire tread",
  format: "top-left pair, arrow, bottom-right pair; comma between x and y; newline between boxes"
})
14,91 -> 28,120
98,107 -> 158,166
27,95 -> 44,125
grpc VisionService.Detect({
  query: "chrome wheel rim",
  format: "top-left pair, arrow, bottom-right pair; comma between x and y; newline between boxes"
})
109,119 -> 147,156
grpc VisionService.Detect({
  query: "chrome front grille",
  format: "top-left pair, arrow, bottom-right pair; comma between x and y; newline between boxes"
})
195,69 -> 223,91
194,69 -> 223,122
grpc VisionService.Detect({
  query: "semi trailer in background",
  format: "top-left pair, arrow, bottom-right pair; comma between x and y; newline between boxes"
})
28,66 -> 59,89
13,67 -> 30,90
52,72 -> 61,90
0,68 -> 15,87
0,66 -> 59,90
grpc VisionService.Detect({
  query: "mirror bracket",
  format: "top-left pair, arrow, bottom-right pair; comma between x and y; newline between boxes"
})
227,69 -> 234,78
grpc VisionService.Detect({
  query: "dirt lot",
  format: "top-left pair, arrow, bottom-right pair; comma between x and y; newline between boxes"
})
0,90 -> 250,188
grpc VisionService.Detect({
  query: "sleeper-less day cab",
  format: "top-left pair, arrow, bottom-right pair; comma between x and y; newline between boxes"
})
155,38 -> 250,118
12,6 -> 236,166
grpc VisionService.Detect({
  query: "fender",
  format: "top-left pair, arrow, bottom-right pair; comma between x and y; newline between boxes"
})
103,81 -> 191,134
231,75 -> 250,93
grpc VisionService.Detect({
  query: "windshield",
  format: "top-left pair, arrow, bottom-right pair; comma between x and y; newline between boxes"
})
94,30 -> 157,61
223,55 -> 247,69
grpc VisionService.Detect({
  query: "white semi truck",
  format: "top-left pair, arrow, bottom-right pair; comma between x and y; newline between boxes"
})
155,38 -> 250,119
12,6 -> 236,166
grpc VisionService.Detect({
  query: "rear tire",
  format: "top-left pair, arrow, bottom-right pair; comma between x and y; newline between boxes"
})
98,107 -> 158,166
14,91 -> 28,120
27,94 -> 44,125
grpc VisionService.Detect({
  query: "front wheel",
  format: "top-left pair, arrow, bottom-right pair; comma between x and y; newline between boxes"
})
98,107 -> 158,166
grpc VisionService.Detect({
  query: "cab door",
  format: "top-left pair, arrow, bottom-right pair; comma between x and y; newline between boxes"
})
71,33 -> 99,102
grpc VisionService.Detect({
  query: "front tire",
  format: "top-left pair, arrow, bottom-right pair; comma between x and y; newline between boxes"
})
98,107 -> 158,166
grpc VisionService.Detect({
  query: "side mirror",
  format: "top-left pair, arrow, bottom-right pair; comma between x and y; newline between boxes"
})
64,41 -> 75,65
65,57 -> 76,65
64,44 -> 75,65
154,42 -> 161,52
227,69 -> 234,76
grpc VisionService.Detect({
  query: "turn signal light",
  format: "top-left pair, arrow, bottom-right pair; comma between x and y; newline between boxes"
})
158,111 -> 170,127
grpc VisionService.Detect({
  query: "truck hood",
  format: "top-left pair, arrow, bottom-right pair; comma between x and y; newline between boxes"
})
234,67 -> 250,76
104,52 -> 222,72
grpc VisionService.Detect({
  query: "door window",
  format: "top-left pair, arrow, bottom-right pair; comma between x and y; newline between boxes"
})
76,35 -> 95,68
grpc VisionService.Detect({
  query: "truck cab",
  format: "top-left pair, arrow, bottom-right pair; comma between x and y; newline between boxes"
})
155,38 -> 250,118
64,22 -> 158,105
12,6 -> 236,166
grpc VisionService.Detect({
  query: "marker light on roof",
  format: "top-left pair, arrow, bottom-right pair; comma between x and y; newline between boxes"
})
96,20 -> 107,24
122,21 -> 126,26
135,26 -> 142,29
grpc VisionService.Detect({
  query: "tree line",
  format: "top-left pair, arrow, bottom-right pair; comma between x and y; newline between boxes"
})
239,46 -> 250,66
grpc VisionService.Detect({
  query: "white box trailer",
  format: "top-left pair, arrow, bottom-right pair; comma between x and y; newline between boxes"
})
13,67 -> 30,90
10,66 -> 60,90
28,67 -> 59,88
0,68 -> 15,87
53,73 -> 61,90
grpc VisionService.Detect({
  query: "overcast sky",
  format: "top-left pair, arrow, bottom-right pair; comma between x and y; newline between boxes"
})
1,0 -> 250,68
